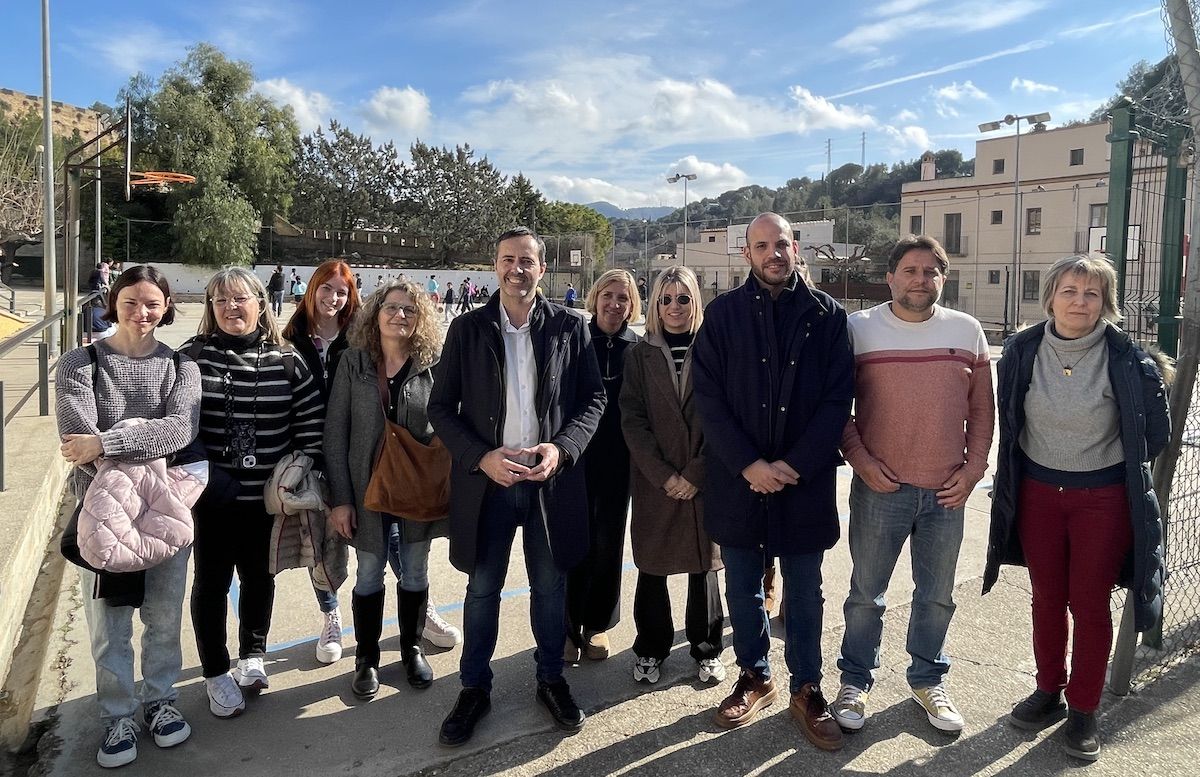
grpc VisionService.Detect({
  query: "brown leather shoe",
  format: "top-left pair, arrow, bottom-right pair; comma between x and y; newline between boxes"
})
791,683 -> 844,751
715,670 -> 778,729
763,565 -> 779,616
585,631 -> 610,661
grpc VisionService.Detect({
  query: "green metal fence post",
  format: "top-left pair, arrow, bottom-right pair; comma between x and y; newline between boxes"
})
1106,106 -> 1137,306
1159,125 -> 1188,358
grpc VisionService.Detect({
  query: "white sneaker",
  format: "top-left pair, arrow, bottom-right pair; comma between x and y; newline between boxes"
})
315,608 -> 343,664
912,684 -> 965,732
633,656 -> 662,684
698,658 -> 727,684
423,599 -> 463,648
205,673 -> 245,718
832,683 -> 869,730
232,656 -> 269,692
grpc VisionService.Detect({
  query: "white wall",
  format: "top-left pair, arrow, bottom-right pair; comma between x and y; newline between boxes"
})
143,262 -> 497,297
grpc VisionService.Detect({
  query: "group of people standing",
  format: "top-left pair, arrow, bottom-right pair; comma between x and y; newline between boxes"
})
55,211 -> 1168,769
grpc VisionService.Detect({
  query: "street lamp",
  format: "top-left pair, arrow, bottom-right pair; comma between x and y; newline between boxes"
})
979,111 -> 1051,334
667,173 -> 697,265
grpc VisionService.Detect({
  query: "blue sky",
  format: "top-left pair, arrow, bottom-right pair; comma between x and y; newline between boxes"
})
1,0 -> 1168,209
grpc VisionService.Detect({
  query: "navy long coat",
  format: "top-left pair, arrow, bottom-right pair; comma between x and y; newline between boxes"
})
690,274 -> 854,557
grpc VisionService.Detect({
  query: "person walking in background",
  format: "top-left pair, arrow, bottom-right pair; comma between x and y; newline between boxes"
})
267,265 -> 285,316
457,278 -> 472,315
620,266 -> 725,688
291,273 -> 308,305
566,269 -> 641,663
691,212 -> 854,751
983,253 -> 1169,762
442,282 -> 456,322
183,267 -> 325,720
281,259 -> 360,666
325,279 -> 458,699
56,265 -> 200,768
429,227 -> 606,747
563,283 -> 577,308
833,235 -> 994,735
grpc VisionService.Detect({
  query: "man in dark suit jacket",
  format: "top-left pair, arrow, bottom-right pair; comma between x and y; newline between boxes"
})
429,226 -> 606,747
691,212 -> 855,751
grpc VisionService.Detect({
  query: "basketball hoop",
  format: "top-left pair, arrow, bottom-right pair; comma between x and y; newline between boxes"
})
129,171 -> 197,187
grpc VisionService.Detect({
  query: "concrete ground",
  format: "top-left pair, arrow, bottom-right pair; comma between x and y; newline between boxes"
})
3,286 -> 1199,776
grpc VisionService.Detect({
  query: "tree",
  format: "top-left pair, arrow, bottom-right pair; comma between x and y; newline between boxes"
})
540,201 -> 612,261
1088,56 -> 1185,139
291,120 -> 403,230
115,43 -> 299,266
0,104 -> 44,239
507,173 -> 545,231
399,142 -> 513,265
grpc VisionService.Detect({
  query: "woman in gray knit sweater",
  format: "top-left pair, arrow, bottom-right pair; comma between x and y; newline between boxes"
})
324,279 -> 449,698
55,265 -> 201,768
984,253 -> 1170,762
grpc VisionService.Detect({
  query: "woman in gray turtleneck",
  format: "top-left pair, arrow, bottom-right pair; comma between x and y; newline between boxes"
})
983,253 -> 1170,763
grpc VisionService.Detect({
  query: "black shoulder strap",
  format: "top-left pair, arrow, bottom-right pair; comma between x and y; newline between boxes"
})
85,343 -> 99,388
184,339 -> 206,361
281,347 -> 296,383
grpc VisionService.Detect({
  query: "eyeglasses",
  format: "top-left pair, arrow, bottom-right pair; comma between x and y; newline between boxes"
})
210,295 -> 257,308
659,294 -> 692,306
381,303 -> 419,318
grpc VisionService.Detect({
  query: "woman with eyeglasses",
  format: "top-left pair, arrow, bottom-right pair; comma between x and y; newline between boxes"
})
565,269 -> 643,662
620,266 -> 725,686
324,279 -> 452,697
280,259 -> 359,666
183,267 -> 326,719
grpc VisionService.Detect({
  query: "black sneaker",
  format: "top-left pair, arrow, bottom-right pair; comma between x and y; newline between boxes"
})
1063,709 -> 1102,761
536,678 -> 585,732
439,687 -> 491,747
97,717 -> 139,768
144,701 -> 191,748
1009,689 -> 1067,731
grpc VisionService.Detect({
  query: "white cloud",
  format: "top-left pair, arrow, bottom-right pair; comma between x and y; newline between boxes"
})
254,78 -> 333,132
882,124 -> 933,153
829,40 -> 1051,99
835,0 -> 1043,51
444,54 -> 875,168
361,86 -> 432,140
83,22 -> 192,75
539,155 -> 750,209
875,0 -> 938,14
1011,77 -> 1060,95
1060,8 -> 1158,38
932,80 -> 987,118
895,109 -> 920,122
859,55 -> 899,72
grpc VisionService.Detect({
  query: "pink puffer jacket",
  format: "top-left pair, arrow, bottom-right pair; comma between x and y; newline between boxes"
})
79,419 -> 208,572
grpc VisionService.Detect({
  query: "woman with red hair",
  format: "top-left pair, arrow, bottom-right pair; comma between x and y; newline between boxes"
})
283,259 -> 360,665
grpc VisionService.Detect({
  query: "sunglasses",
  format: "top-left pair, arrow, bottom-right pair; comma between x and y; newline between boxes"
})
659,294 -> 692,306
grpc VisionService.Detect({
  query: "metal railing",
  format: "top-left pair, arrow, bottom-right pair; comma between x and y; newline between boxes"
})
0,291 -> 99,491
0,282 -> 13,314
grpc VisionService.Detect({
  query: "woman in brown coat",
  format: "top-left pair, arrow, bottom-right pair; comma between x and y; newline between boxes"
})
620,265 -> 724,687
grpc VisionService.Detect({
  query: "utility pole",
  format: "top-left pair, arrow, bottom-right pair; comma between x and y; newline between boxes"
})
826,138 -> 832,177
40,0 -> 59,355
861,132 -> 866,168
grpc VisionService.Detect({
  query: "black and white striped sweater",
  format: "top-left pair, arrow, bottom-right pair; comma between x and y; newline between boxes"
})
182,329 -> 326,503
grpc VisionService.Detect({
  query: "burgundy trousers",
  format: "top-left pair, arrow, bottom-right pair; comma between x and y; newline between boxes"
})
1017,477 -> 1131,712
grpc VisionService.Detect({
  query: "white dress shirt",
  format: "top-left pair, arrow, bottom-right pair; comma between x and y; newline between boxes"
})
499,303 -> 540,465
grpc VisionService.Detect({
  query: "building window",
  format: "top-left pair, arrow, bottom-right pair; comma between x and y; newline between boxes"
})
1026,207 -> 1042,235
1069,148 -> 1085,166
707,235 -> 717,242
910,214 -> 922,234
988,270 -> 1001,284
943,270 -> 960,307
993,159 -> 1005,174
943,212 -> 962,255
1022,270 -> 1040,301
990,210 -> 1003,225
1089,203 -> 1108,227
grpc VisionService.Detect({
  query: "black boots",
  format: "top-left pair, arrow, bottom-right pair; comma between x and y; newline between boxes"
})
351,590 -> 384,699
1009,688 -> 1067,730
1063,709 -> 1101,761
399,585 -> 434,689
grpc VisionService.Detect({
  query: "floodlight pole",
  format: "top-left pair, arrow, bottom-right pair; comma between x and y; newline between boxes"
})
40,0 -> 59,355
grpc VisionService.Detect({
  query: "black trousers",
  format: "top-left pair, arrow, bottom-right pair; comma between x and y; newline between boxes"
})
191,501 -> 275,678
632,570 -> 724,662
566,470 -> 630,642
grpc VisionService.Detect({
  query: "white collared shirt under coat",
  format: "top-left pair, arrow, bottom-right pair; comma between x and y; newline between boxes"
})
500,303 -> 540,462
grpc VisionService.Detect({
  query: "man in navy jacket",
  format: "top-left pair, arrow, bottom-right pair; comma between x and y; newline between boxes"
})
691,212 -> 854,751
429,227 -> 606,747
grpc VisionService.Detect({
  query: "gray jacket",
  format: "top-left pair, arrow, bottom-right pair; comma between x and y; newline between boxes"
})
323,347 -> 447,558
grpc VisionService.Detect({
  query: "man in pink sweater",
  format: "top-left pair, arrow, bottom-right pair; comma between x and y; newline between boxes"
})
832,234 -> 994,735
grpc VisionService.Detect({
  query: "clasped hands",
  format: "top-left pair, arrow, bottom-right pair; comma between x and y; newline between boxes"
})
741,458 -> 800,494
479,444 -> 561,487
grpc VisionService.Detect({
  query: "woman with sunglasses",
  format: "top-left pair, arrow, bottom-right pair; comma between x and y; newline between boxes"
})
620,266 -> 725,686
281,259 -> 359,665
183,267 -> 325,719
324,279 -> 451,697
565,270 -> 642,662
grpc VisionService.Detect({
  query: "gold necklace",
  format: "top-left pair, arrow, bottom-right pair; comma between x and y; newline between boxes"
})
1045,339 -> 1101,377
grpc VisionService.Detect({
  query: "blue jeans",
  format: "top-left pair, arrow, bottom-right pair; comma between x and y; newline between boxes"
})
722,544 -> 825,693
79,546 -> 192,723
837,477 -> 964,691
311,576 -> 339,613
459,483 -> 565,692
353,523 -> 431,595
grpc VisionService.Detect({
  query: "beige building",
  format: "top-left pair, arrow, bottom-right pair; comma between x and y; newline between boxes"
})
901,120 -> 1172,333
